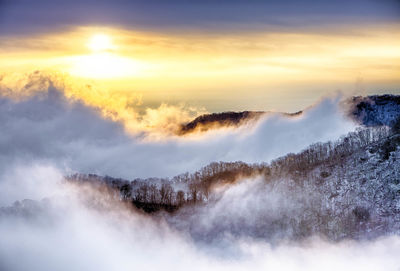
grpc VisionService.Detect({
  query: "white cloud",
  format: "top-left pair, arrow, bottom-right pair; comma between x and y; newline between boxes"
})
0,86 -> 356,179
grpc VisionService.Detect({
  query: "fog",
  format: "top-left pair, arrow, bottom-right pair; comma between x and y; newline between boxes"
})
0,82 -> 356,179
1,165 -> 400,271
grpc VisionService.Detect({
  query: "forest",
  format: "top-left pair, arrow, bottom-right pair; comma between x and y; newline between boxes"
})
67,117 -> 400,214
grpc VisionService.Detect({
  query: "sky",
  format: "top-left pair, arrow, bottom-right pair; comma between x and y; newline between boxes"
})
1,2 -> 400,270
0,0 -> 399,115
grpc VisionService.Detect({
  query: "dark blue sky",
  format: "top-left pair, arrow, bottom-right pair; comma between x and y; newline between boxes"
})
1,0 -> 399,35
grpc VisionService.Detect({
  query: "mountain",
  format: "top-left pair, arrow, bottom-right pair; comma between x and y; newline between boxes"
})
59,117 -> 400,243
178,95 -> 400,134
178,111 -> 266,134
170,127 -> 400,243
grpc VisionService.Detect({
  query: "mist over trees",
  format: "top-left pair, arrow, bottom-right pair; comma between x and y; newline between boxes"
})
62,99 -> 400,243
68,120 -> 397,216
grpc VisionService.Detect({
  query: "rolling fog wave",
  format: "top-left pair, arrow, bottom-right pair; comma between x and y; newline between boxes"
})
0,83 -> 356,178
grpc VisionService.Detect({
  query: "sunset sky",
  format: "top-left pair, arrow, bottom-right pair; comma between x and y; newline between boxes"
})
3,2 -> 400,270
1,0 -> 399,114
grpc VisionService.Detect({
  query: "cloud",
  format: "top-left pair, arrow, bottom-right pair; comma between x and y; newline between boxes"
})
1,165 -> 400,271
0,77 -> 357,178
1,0 -> 399,36
0,164 -> 63,206
0,71 -> 203,137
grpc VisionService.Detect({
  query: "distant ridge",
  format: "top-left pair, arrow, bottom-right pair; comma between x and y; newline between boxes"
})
178,111 -> 266,134
178,110 -> 303,134
178,95 -> 400,134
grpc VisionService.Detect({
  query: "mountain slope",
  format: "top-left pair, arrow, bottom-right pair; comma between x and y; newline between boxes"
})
349,95 -> 400,126
170,131 -> 400,243
54,123 -> 400,243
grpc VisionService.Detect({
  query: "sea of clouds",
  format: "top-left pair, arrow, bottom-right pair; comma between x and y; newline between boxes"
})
1,78 -> 399,270
0,81 -> 356,179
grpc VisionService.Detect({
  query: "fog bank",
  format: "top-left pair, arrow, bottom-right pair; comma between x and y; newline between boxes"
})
1,165 -> 399,271
0,85 -> 356,178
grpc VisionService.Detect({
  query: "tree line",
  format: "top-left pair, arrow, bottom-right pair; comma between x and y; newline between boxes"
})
67,120 -> 399,213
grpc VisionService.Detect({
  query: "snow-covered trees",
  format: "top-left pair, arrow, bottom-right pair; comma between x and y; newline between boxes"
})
66,125 -> 398,215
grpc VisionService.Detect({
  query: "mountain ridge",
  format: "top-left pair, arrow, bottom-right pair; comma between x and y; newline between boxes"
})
178,94 -> 400,134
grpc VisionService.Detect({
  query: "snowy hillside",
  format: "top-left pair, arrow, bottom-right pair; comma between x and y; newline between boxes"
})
4,118 -> 400,244
349,95 -> 400,126
169,130 -> 400,243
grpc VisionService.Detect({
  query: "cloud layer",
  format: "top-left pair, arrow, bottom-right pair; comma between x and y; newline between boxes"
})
2,0 -> 399,35
0,83 -> 356,179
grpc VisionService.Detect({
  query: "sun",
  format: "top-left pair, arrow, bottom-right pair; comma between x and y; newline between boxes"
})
87,34 -> 114,52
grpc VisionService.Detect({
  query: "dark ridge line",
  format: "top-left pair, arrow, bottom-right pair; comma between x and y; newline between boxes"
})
178,94 -> 400,135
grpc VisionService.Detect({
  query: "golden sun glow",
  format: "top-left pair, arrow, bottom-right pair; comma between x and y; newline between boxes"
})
69,33 -> 141,79
0,25 -> 399,112
69,53 -> 140,79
